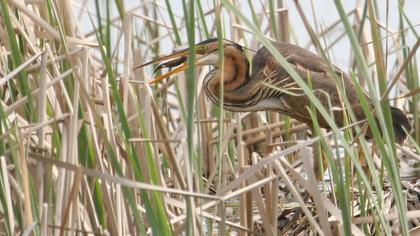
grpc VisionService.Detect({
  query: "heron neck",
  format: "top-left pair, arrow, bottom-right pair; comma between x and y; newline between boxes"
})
205,52 -> 253,103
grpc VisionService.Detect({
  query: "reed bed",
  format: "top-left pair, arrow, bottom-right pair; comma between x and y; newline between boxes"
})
0,0 -> 419,235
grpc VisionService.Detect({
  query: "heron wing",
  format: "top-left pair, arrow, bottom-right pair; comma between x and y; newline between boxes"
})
251,42 -> 369,128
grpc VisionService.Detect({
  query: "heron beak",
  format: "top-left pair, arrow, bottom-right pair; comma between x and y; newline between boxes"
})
148,52 -> 218,84
149,63 -> 189,84
133,48 -> 191,84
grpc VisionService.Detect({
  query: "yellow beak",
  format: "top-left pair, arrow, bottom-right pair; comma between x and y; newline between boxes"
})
148,63 -> 189,84
134,49 -> 191,84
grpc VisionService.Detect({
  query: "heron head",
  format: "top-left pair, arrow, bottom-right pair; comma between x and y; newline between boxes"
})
134,38 -> 245,84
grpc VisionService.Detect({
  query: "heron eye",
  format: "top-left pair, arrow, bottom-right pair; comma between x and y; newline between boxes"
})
201,45 -> 208,51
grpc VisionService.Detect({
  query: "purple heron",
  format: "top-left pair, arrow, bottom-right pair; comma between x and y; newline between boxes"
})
136,38 -> 411,143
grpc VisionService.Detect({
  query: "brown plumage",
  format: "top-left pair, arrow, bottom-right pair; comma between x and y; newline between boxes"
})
136,38 -> 411,143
